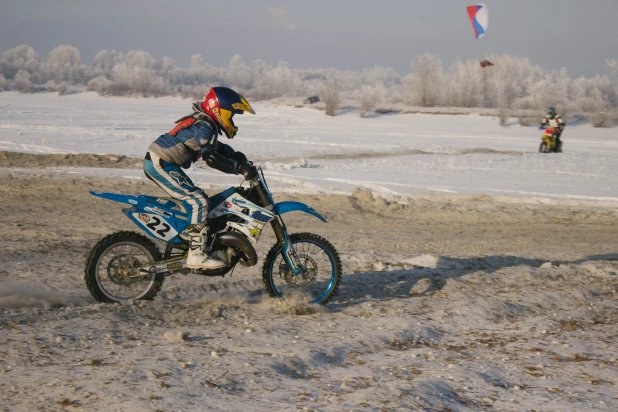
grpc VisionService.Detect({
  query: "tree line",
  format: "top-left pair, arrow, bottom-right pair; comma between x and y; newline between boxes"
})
1,44 -> 617,126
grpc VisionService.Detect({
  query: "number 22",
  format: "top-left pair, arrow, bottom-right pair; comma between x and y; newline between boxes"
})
146,216 -> 171,237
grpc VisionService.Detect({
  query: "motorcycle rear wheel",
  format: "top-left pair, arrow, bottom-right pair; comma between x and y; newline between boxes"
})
262,232 -> 342,304
84,231 -> 164,303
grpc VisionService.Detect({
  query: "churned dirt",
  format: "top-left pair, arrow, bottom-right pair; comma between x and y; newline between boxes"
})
0,151 -> 143,169
1,155 -> 617,411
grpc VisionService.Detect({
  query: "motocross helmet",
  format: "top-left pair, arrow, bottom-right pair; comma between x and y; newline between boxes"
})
199,87 -> 255,139
547,106 -> 557,119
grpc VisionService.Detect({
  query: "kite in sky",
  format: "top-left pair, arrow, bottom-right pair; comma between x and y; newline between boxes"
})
467,3 -> 488,39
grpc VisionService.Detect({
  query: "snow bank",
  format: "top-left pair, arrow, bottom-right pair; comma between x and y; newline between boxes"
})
1,92 -> 617,203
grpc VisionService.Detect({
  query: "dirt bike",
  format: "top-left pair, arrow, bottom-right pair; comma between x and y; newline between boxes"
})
539,127 -> 562,153
84,167 -> 342,305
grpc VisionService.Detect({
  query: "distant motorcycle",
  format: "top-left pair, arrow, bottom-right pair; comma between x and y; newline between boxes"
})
539,127 -> 562,153
85,167 -> 342,305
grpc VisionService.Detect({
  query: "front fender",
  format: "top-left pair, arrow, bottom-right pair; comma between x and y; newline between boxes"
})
274,201 -> 327,223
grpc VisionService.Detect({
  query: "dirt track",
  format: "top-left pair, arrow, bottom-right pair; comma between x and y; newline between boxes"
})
1,159 -> 618,411
0,164 -> 617,302
1,165 -> 617,275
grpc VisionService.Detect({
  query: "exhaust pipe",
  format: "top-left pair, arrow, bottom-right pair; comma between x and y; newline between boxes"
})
214,232 -> 258,267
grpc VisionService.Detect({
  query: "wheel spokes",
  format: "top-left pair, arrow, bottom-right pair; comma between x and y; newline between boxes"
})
272,240 -> 335,301
96,243 -> 155,300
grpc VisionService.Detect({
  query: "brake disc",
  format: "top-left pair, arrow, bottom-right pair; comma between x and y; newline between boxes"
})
278,254 -> 318,286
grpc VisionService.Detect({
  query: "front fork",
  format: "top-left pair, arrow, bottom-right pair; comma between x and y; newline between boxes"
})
271,215 -> 304,275
253,179 -> 305,275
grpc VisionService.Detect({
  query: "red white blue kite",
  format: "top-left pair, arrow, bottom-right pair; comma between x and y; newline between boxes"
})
467,3 -> 488,39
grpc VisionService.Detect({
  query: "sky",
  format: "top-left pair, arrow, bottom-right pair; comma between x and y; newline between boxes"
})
1,0 -> 617,78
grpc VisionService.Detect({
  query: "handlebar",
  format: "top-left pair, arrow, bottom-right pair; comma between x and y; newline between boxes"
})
244,165 -> 258,180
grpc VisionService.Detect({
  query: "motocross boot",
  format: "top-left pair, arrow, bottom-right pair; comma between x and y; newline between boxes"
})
185,224 -> 226,269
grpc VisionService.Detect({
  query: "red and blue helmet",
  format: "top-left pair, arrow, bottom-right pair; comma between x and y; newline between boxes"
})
200,87 -> 255,139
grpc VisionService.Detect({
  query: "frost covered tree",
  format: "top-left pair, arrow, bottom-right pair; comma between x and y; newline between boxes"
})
608,59 -> 618,89
185,54 -> 208,86
480,55 -> 530,124
605,57 -> 618,125
13,70 -> 31,93
484,67 -> 511,125
294,68 -> 328,98
551,68 -> 575,119
605,52 -> 618,107
183,54 -> 225,88
580,88 -> 610,113
268,61 -> 300,97
404,54 -> 444,107
161,56 -> 179,92
571,76 -> 615,127
251,60 -> 299,99
0,45 -> 39,80
227,54 -> 253,91
357,66 -> 401,107
361,66 -> 399,88
249,59 -> 269,99
320,80 -> 341,116
86,76 -> 112,95
524,74 -> 555,113
107,50 -> 166,96
42,45 -> 83,84
92,49 -> 123,78
179,54 -> 224,98
445,59 -> 473,107
582,88 -> 611,127
125,50 -> 156,70
357,85 -> 383,117
2,42 -> 618,120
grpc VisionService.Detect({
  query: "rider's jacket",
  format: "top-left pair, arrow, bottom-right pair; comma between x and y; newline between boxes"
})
148,114 -> 246,173
541,115 -> 565,130
149,119 -> 217,167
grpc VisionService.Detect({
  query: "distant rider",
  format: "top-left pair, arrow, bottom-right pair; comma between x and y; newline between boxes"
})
540,106 -> 565,151
143,87 -> 256,269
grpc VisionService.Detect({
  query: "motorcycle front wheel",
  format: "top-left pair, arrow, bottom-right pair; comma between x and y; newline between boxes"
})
539,142 -> 549,153
262,232 -> 342,304
84,231 -> 164,303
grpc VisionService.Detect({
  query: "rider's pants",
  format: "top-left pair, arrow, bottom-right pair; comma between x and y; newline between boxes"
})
143,151 -> 208,224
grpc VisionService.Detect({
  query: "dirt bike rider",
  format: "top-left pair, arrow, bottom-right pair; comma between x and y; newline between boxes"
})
143,87 -> 256,269
539,106 -> 565,150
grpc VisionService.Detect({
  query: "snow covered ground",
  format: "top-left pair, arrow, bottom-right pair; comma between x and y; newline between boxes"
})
1,172 -> 617,411
1,91 -> 617,204
1,92 -> 618,411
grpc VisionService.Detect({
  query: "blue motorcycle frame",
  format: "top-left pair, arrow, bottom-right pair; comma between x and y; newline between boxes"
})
86,168 -> 342,304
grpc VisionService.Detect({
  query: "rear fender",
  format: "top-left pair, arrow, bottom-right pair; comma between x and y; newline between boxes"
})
274,201 -> 327,223
90,191 -> 186,245
89,191 -> 140,206
123,209 -> 184,245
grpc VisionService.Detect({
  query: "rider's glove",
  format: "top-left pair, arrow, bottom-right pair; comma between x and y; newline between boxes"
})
237,161 -> 257,179
538,126 -> 544,130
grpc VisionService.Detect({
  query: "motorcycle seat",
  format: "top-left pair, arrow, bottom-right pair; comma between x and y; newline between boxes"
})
140,195 -> 188,214
158,198 -> 187,213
